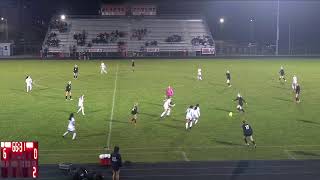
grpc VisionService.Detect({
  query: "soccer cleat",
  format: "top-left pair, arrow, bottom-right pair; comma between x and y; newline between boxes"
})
70,99 -> 73,100
246,143 -> 249,146
254,144 -> 257,148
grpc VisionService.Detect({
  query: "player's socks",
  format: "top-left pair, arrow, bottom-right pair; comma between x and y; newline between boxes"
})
195,119 -> 198,124
70,96 -> 72,100
160,112 -> 166,118
185,123 -> 188,129
244,138 -> 248,145
63,131 -> 68,137
72,133 -> 76,140
190,121 -> 193,128
65,96 -> 68,100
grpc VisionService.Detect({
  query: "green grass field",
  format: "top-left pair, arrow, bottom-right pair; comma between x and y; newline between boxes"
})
1,59 -> 320,164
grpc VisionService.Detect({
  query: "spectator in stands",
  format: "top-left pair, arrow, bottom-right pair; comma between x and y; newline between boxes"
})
50,20 -> 68,33
73,31 -> 86,46
46,32 -> 60,47
111,146 -> 122,180
131,28 -> 147,40
166,35 -> 182,43
191,35 -> 214,46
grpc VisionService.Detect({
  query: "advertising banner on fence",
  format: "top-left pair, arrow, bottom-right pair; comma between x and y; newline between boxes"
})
201,47 -> 215,55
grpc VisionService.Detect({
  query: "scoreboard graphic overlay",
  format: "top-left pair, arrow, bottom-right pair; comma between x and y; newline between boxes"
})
1,142 -> 38,178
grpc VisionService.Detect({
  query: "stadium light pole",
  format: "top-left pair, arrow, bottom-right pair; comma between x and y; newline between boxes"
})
276,0 -> 280,56
249,18 -> 255,43
1,17 -> 8,41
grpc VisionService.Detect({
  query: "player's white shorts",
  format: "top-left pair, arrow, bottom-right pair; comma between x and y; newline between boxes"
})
226,79 -> 230,83
237,105 -> 243,110
280,76 -> 284,79
68,127 -> 75,132
292,83 -> 297,89
186,115 -> 192,121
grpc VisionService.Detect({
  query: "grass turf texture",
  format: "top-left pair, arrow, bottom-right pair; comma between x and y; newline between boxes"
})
0,59 -> 320,164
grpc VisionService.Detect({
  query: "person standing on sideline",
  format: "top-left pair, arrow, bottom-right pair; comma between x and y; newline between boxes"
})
25,75 -> 33,93
100,62 -> 107,74
131,59 -> 135,72
62,113 -> 77,140
111,146 -> 122,180
77,95 -> 85,115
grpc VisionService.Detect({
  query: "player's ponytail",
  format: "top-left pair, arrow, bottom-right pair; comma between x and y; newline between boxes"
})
69,113 -> 74,121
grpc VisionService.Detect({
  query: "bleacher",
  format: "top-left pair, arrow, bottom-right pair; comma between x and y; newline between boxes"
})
42,15 -> 215,57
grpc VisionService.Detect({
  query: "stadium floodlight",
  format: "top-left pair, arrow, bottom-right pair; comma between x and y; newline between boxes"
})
250,19 -> 254,22
60,14 -> 66,20
219,18 -> 225,24
0,17 -> 4,21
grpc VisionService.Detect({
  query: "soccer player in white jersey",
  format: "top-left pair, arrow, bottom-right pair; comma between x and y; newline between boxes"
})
185,105 -> 193,130
25,76 -> 33,93
100,62 -> 107,74
292,75 -> 298,91
160,98 -> 175,118
197,68 -> 202,80
193,104 -> 200,125
77,95 -> 85,115
62,113 -> 76,140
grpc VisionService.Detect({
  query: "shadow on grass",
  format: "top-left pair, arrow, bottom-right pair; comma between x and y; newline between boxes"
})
296,119 -> 320,125
112,119 -> 130,124
83,132 -> 106,138
272,97 -> 292,102
142,101 -> 162,107
207,81 -> 226,88
140,112 -> 159,118
215,140 -> 242,146
271,85 -> 288,90
158,122 -> 181,130
90,108 -> 106,114
215,107 -> 233,113
291,151 -> 320,157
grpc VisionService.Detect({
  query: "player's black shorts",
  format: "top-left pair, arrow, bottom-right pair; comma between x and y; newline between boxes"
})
112,166 -> 120,172
244,133 -> 252,137
66,90 -> 71,92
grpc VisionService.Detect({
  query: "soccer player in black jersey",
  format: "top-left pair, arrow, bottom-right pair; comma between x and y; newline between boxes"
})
242,120 -> 256,148
295,83 -> 301,103
65,81 -> 72,100
73,64 -> 79,79
131,59 -> 135,72
279,66 -> 286,82
233,93 -> 247,112
130,103 -> 138,126
226,70 -> 231,87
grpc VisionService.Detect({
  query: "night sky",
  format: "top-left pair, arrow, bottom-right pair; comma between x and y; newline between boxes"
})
0,0 -> 319,54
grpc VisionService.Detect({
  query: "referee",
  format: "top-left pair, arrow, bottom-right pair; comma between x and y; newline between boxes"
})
111,146 -> 122,180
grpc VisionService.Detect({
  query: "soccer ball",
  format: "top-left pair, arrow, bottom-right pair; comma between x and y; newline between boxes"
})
229,112 -> 233,117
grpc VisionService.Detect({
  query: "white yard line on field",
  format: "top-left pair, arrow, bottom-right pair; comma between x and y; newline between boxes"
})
107,64 -> 119,150
181,151 -> 190,162
284,150 -> 296,160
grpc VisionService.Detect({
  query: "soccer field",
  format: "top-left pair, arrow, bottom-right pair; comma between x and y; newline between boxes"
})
0,59 -> 320,164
